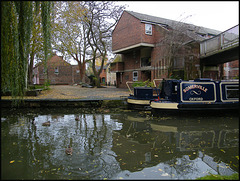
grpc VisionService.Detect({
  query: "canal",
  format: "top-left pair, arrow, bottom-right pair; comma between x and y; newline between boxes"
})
1,107 -> 239,180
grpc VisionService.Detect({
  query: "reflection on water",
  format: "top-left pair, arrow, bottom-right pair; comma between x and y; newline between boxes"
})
1,108 -> 239,180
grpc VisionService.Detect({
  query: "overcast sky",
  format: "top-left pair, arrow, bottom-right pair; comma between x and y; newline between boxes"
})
116,1 -> 239,32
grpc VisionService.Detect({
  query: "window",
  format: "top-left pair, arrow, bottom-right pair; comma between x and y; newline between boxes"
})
133,71 -> 138,81
140,48 -> 151,67
226,85 -> 239,99
145,24 -> 152,35
55,67 -> 59,74
141,57 -> 151,67
76,70 -> 80,73
173,57 -> 185,68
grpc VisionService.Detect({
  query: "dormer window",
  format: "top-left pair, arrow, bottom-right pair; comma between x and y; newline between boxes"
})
145,24 -> 152,35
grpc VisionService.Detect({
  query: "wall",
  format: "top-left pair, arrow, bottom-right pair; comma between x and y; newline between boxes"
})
112,11 -> 155,52
34,55 -> 81,85
223,60 -> 239,79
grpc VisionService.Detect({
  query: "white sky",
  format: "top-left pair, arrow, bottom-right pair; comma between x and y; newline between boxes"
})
116,1 -> 239,32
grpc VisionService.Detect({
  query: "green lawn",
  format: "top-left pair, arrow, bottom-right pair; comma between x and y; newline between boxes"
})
196,173 -> 239,180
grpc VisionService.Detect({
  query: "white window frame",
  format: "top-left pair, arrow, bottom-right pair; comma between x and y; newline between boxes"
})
145,24 -> 152,35
133,71 -> 138,81
54,67 -> 59,74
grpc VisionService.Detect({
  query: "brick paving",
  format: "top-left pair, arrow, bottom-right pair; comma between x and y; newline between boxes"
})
1,85 -> 131,100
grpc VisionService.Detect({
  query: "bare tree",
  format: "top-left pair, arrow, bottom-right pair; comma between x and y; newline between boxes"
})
83,1 -> 125,87
52,1 -> 90,83
156,15 -> 201,79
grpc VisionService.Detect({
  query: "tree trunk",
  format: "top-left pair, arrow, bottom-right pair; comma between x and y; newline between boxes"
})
78,61 -> 86,83
95,76 -> 101,88
28,52 -> 34,85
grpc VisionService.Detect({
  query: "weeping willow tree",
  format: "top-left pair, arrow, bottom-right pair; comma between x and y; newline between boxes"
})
1,1 -> 53,105
41,1 -> 53,89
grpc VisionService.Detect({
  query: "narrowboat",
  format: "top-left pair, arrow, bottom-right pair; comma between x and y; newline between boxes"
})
150,78 -> 239,115
126,81 -> 160,110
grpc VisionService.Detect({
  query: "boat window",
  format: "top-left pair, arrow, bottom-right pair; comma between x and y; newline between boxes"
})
226,85 -> 239,99
172,82 -> 178,93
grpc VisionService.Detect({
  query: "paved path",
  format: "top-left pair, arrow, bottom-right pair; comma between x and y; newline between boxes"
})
2,85 -> 131,100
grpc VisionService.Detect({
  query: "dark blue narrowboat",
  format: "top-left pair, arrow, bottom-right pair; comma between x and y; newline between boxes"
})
126,81 -> 160,110
150,78 -> 239,114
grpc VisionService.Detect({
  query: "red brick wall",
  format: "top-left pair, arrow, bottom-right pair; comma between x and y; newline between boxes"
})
36,55 -> 78,85
223,60 -> 239,79
112,12 -> 140,51
110,62 -> 124,72
100,68 -> 107,84
112,11 -> 155,51
72,65 -> 81,83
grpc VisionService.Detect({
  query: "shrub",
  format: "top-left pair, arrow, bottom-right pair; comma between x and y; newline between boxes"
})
132,80 -> 154,88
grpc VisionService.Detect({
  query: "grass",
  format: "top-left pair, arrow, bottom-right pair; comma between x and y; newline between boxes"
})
29,84 -> 50,91
196,173 -> 239,180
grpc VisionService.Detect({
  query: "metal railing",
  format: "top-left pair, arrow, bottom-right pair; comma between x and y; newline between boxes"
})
200,25 -> 239,57
126,79 -> 164,95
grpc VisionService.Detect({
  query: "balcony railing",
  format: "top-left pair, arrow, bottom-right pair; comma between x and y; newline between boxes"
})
200,25 -> 239,58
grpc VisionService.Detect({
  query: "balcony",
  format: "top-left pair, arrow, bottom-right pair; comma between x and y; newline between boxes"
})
110,62 -> 124,72
200,25 -> 239,58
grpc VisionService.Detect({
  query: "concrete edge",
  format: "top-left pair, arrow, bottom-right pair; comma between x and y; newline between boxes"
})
1,98 -> 128,108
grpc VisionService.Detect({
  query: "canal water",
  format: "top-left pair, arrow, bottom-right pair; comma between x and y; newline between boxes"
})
1,107 -> 239,180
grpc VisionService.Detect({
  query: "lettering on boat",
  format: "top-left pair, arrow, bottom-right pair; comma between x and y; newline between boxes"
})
189,97 -> 203,101
183,84 -> 208,93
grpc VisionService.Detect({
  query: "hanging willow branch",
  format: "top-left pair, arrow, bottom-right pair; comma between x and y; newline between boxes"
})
1,1 -> 23,105
1,1 -> 53,106
41,1 -> 52,88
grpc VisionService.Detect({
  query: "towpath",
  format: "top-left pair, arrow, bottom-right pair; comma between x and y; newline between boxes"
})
1,85 -> 130,100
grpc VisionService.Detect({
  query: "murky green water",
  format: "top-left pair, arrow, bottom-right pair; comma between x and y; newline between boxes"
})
1,107 -> 239,180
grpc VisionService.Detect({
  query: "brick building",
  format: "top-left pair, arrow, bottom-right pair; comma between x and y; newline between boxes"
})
33,54 -> 82,85
111,11 -> 222,88
223,60 -> 239,79
95,65 -> 108,85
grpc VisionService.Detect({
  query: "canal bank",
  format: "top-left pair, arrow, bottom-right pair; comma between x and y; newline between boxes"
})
1,85 -> 130,108
1,98 -> 128,108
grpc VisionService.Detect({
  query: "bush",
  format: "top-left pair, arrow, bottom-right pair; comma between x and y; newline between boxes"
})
196,173 -> 239,180
132,80 -> 154,88
44,80 -> 51,90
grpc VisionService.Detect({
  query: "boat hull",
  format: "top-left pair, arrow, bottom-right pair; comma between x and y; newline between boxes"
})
127,98 -> 151,110
127,98 -> 151,105
151,101 -> 239,116
151,101 -> 239,111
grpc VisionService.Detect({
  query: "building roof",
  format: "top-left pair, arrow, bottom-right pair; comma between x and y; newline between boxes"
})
125,10 -> 222,41
33,55 -> 71,69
